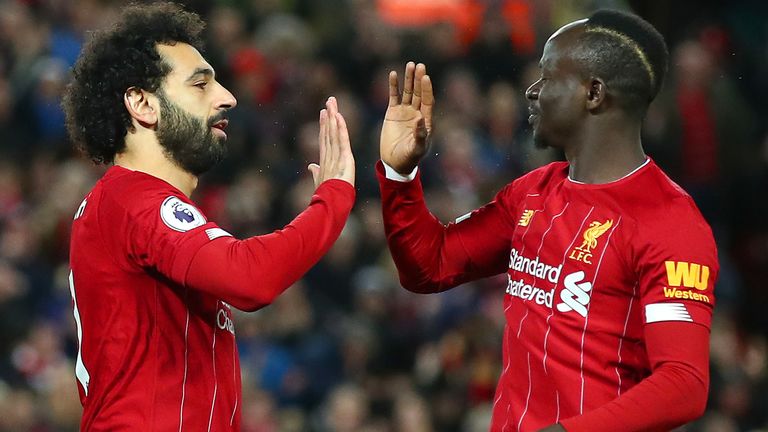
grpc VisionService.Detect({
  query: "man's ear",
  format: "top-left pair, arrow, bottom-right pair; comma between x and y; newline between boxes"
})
124,87 -> 158,128
585,78 -> 607,111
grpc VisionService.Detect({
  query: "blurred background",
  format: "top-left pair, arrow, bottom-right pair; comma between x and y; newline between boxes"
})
0,0 -> 766,430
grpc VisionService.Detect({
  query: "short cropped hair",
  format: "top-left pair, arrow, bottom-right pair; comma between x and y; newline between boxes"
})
62,2 -> 205,164
573,9 -> 669,117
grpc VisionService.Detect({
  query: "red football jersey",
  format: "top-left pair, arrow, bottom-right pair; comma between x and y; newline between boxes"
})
69,166 -> 354,431
378,158 -> 717,431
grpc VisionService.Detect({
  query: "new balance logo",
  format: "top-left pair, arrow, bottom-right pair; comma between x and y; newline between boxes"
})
556,271 -> 592,317
518,209 -> 535,227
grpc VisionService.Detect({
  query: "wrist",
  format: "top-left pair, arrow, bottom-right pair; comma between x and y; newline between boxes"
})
382,160 -> 418,182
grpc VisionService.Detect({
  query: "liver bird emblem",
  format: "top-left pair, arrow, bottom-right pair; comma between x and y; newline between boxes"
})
576,219 -> 613,253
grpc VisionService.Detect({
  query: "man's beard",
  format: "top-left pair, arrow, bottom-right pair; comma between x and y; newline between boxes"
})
156,92 -> 227,176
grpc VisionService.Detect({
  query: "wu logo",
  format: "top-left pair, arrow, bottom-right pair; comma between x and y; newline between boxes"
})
665,261 -> 709,291
569,219 -> 613,264
518,210 -> 535,227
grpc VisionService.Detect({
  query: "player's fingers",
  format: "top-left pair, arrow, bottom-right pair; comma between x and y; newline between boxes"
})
412,63 -> 426,109
326,97 -> 340,168
402,61 -> 415,105
388,71 -> 400,107
335,112 -> 355,184
420,74 -> 435,135
308,163 -> 320,187
335,112 -> 352,155
318,108 -> 328,176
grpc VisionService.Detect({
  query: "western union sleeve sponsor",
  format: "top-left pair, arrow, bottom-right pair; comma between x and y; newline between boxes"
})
664,261 -> 709,291
662,287 -> 711,303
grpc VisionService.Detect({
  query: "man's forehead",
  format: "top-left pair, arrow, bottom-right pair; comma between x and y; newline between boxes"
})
157,43 -> 214,78
541,18 -> 588,66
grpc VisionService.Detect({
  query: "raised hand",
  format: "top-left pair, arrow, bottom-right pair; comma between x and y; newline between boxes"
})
380,62 -> 434,175
308,96 -> 355,188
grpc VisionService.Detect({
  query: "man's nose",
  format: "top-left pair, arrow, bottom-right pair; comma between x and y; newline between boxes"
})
215,82 -> 237,109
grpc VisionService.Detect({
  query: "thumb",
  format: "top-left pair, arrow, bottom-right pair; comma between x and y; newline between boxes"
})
308,163 -> 320,186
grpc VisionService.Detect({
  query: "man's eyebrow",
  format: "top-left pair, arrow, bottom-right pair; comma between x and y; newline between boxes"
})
186,67 -> 214,82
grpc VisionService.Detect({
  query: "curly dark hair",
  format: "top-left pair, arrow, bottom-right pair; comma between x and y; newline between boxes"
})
62,2 -> 205,164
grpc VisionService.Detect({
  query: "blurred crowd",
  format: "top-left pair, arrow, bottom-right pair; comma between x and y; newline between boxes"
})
0,0 -> 767,431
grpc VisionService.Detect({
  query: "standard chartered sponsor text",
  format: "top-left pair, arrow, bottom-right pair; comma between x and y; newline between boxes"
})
506,248 -> 561,307
508,248 -> 562,283
506,278 -> 555,307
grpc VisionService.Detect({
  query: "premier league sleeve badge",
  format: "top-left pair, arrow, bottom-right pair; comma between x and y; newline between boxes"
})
160,196 -> 207,232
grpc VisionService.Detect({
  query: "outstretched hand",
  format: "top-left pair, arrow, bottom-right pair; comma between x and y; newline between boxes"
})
308,97 -> 355,188
380,62 -> 434,175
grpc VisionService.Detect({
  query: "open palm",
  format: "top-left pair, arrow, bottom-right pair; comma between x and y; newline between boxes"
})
380,62 -> 434,174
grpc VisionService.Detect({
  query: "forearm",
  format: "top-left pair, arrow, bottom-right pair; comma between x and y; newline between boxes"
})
378,162 -> 474,293
184,179 -> 355,310
560,322 -> 710,432
560,363 -> 707,431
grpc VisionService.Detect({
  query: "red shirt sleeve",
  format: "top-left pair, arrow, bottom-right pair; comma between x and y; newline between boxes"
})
184,179 -> 355,310
559,321 -> 710,432
103,175 -> 354,311
377,161 -> 516,293
633,196 -> 718,329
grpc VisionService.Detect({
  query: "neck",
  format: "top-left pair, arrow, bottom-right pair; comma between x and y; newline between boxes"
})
115,131 -> 198,197
564,121 -> 646,184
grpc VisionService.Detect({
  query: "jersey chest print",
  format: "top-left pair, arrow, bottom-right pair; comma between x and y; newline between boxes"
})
506,195 -> 621,322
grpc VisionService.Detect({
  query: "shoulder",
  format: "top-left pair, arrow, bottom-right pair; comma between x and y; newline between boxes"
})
98,167 -> 207,231
101,166 -> 177,202
634,162 -> 710,230
630,163 -> 717,262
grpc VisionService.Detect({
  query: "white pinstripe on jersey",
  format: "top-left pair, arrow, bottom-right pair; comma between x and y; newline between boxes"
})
615,282 -> 638,396
516,203 -> 569,339
496,193 -> 542,430
230,334 -> 238,426
207,303 -> 219,432
542,206 -> 594,374
178,290 -> 190,432
517,352 -> 533,431
578,217 -> 622,413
